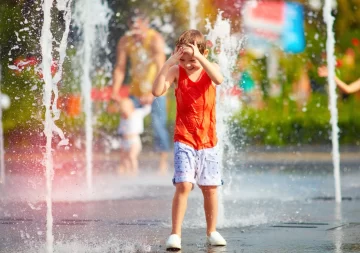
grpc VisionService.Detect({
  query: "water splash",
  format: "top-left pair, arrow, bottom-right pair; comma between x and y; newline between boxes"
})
206,12 -> 243,226
323,0 -> 341,203
0,60 -> 4,184
19,237 -> 152,253
72,0 -> 112,190
40,0 -> 72,251
188,0 -> 199,29
40,1 -> 55,251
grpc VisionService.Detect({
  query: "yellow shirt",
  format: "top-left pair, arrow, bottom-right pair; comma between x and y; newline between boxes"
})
125,29 -> 158,97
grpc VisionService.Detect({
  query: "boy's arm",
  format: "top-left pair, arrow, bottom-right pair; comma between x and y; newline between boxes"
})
335,76 -> 360,94
186,42 -> 223,85
111,37 -> 127,101
196,54 -> 223,85
153,46 -> 184,96
152,64 -> 177,97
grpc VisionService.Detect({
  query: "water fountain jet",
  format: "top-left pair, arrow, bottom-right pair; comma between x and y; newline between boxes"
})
0,61 -> 5,184
72,0 -> 112,191
40,0 -> 72,251
188,0 -> 199,29
323,0 -> 341,203
206,12 -> 243,226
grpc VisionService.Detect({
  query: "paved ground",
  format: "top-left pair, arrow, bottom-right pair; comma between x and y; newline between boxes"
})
0,197 -> 359,253
0,147 -> 359,252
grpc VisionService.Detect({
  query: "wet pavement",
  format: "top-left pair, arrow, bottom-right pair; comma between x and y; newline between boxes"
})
0,148 -> 359,252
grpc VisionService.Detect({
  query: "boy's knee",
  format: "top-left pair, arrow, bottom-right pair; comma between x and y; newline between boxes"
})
200,185 -> 218,193
175,182 -> 193,194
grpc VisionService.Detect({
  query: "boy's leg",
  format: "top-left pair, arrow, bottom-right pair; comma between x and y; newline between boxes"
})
196,145 -> 223,237
171,142 -> 197,236
171,182 -> 193,236
200,186 -> 218,236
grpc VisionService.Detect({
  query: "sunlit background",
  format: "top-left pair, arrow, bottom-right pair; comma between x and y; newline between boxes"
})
0,0 -> 359,252
0,0 -> 359,150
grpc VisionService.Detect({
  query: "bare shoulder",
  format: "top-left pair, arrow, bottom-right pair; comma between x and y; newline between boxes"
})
114,36 -> 129,65
170,65 -> 179,76
153,30 -> 165,42
170,65 -> 180,86
117,35 -> 129,50
151,31 -> 165,48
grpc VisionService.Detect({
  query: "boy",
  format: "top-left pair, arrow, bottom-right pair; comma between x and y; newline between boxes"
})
152,29 -> 226,250
117,97 -> 150,176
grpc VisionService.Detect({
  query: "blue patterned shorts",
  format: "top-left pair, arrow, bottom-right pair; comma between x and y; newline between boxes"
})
172,142 -> 223,187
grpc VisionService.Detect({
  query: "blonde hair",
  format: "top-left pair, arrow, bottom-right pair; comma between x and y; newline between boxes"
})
175,29 -> 206,54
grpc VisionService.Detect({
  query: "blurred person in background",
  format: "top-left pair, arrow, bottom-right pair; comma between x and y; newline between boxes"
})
111,9 -> 170,175
116,98 -> 151,176
318,66 -> 360,94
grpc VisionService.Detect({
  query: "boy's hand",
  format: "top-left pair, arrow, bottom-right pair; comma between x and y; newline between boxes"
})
166,46 -> 184,66
184,41 -> 201,59
318,66 -> 328,77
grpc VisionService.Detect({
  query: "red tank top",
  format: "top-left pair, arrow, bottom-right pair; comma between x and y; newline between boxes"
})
174,66 -> 217,150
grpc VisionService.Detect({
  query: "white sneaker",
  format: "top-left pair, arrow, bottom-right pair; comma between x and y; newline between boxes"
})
166,234 -> 181,250
207,231 -> 227,246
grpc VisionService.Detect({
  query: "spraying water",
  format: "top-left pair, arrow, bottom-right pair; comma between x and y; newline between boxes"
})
323,0 -> 341,203
40,1 -> 55,251
188,0 -> 199,29
72,0 -> 112,190
0,61 -> 4,184
40,0 -> 72,251
206,13 -> 243,226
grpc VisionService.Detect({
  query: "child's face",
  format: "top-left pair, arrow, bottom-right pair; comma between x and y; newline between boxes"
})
179,51 -> 201,71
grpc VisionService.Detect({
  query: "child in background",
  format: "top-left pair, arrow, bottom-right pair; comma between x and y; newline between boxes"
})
117,97 -> 151,176
318,66 -> 360,94
152,29 -> 226,250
